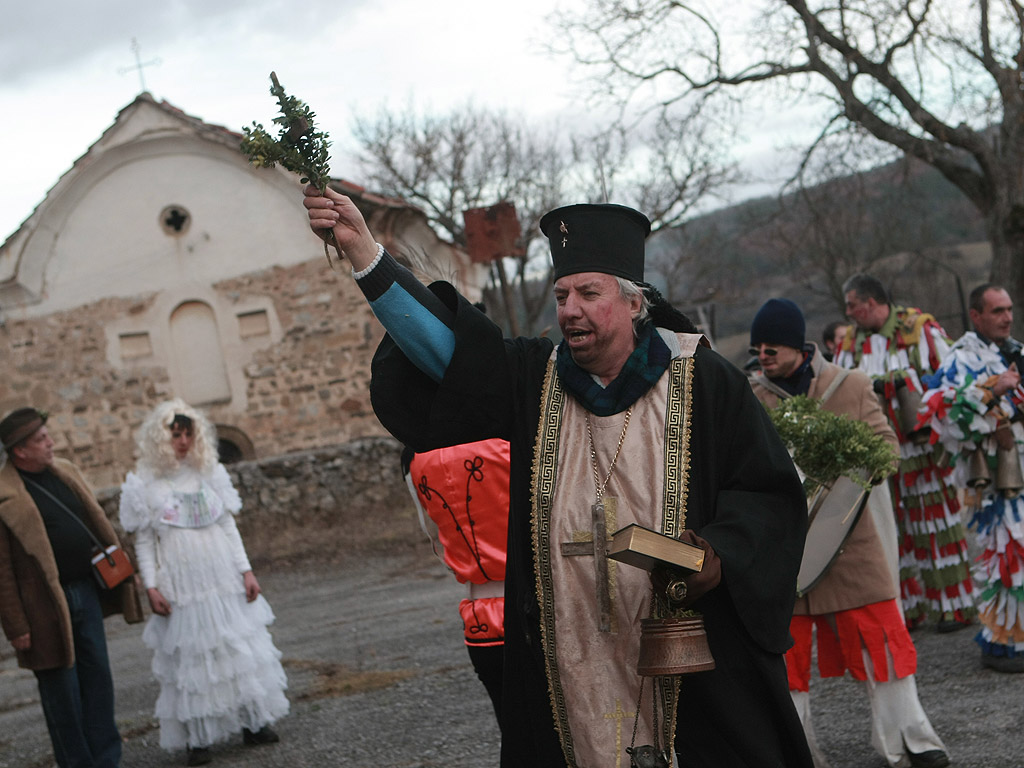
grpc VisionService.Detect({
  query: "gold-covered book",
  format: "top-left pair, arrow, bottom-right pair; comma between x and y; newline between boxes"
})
607,524 -> 705,573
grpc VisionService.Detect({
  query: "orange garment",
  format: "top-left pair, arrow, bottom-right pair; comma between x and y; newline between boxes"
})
409,438 -> 509,647
786,600 -> 917,692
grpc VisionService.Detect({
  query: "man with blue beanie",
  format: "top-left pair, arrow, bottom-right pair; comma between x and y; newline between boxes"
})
748,299 -> 950,768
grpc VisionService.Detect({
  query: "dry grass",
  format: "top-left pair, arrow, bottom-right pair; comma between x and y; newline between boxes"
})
282,658 -> 415,702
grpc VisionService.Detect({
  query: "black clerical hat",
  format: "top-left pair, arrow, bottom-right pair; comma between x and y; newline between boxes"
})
0,407 -> 48,451
539,203 -> 651,283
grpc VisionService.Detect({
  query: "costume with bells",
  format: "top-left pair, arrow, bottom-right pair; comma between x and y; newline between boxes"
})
836,308 -> 975,628
920,331 -> 1024,667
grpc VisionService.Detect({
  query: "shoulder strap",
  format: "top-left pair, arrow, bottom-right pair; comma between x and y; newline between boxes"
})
21,475 -> 103,550
818,368 -> 851,405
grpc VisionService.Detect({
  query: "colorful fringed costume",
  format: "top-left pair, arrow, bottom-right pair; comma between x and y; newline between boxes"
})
836,306 -> 975,627
919,331 -> 1024,660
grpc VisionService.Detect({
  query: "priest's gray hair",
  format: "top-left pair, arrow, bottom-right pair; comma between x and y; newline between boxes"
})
616,277 -> 651,337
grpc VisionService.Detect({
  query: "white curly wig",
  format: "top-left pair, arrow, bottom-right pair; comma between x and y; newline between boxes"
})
135,398 -> 218,476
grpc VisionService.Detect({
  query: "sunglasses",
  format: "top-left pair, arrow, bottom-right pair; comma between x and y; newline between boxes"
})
748,346 -> 779,357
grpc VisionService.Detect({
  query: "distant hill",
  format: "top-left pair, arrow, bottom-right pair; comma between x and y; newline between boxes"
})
645,155 -> 991,364
488,156 -> 991,365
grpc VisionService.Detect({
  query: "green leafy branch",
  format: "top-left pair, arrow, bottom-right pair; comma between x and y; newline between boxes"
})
241,72 -> 331,191
768,396 -> 899,496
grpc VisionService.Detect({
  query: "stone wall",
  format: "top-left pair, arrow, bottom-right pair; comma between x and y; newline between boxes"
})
0,255 -> 391,489
0,294 -> 174,484
212,256 -> 386,458
98,436 -> 423,566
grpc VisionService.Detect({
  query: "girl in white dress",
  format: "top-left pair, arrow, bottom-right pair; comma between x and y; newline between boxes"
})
119,399 -> 288,766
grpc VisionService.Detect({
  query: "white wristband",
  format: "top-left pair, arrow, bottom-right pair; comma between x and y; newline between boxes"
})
352,243 -> 385,279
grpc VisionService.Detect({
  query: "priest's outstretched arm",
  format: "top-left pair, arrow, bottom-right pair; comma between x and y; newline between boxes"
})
304,185 -> 458,382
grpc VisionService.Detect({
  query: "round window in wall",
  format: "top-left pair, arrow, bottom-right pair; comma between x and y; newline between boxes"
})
159,205 -> 191,236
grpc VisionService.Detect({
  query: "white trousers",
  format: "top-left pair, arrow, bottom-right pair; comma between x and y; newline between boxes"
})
790,646 -> 945,768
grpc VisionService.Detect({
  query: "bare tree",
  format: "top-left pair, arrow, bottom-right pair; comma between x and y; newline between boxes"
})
351,102 -> 737,335
352,105 -> 563,334
764,151 -> 946,310
561,0 -> 1024,333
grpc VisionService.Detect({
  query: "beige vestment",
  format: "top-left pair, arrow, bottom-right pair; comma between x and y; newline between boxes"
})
532,332 -> 703,768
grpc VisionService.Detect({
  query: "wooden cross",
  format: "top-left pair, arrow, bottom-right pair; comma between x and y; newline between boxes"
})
560,497 -> 616,632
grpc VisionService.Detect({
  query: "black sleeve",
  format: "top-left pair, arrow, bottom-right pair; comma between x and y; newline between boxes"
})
371,280 -> 554,452
686,345 -> 807,654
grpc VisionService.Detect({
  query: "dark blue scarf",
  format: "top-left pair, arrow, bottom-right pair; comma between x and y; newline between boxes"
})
556,323 -> 672,416
773,347 -> 815,396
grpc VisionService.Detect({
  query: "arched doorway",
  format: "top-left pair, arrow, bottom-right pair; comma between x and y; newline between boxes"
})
215,424 -> 256,464
169,301 -> 231,404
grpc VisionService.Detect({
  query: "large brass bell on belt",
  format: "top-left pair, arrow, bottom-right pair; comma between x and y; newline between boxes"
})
895,384 -> 930,445
637,616 -> 715,676
995,443 -> 1024,498
966,447 -> 992,489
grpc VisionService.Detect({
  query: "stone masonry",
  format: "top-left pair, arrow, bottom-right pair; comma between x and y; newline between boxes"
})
97,436 -> 422,565
0,254 -> 388,490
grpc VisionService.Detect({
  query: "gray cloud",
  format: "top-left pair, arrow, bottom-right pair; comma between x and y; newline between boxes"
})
0,1 -> 361,83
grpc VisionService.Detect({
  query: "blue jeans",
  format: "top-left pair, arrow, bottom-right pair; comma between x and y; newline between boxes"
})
34,578 -> 121,768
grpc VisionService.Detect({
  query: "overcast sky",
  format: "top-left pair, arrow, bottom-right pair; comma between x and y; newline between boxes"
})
0,0 -> 608,241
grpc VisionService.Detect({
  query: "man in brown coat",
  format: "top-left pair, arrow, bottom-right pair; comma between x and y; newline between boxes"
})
0,407 -> 142,768
747,299 -> 949,768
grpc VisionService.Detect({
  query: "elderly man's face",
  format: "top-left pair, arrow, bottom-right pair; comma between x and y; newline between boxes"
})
554,272 -> 641,383
12,425 -> 55,472
971,288 -> 1013,343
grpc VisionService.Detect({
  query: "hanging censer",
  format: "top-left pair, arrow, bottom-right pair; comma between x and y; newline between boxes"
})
607,527 -> 716,768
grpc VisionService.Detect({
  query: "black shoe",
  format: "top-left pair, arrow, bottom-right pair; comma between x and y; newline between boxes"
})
186,746 -> 212,766
243,725 -> 280,746
982,653 -> 1024,673
936,612 -> 971,633
908,749 -> 951,768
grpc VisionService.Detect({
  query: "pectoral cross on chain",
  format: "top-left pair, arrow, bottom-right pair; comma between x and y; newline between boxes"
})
560,496 -> 617,632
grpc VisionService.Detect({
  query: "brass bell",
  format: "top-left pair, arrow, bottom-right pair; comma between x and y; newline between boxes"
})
637,616 -> 715,676
966,447 -> 992,489
895,385 -> 930,445
995,443 -> 1024,498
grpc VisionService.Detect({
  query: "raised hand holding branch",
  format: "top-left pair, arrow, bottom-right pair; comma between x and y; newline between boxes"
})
303,185 -> 378,270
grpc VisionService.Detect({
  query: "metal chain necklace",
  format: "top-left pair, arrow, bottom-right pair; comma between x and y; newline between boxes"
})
585,405 -> 633,503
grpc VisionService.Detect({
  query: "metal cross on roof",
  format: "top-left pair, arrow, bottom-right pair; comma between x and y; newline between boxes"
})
118,38 -> 161,93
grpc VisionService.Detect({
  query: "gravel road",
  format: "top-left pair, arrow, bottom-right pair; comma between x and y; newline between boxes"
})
1,549 -> 1020,768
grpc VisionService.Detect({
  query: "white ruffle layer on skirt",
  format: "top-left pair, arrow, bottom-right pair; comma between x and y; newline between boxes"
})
142,523 -> 289,750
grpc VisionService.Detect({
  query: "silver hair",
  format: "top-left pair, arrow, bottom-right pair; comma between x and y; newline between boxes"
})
615,277 -> 651,337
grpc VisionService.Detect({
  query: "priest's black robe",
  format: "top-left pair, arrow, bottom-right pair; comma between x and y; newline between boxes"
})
371,284 -> 813,768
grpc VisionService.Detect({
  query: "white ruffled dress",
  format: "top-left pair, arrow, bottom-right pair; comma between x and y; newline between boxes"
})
119,462 -> 289,750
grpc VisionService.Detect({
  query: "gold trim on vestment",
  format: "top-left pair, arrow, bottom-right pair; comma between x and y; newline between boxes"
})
655,356 -> 693,751
530,348 -> 696,767
662,358 -> 692,538
531,359 -> 576,764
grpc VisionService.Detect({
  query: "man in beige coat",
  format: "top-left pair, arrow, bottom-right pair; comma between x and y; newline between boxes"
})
0,407 -> 142,768
748,299 -> 949,768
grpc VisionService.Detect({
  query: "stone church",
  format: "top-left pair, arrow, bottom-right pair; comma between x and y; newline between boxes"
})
0,93 -> 484,490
